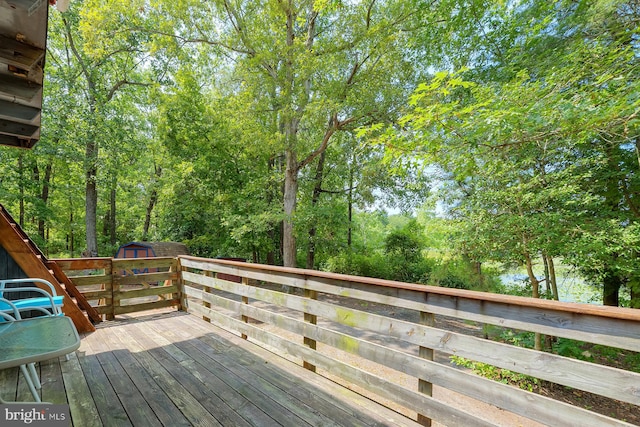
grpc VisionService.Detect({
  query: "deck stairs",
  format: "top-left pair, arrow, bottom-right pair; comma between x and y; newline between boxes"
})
0,204 -> 98,332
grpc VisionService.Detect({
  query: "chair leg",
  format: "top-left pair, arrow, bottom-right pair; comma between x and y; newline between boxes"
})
27,362 -> 41,389
19,364 -> 41,402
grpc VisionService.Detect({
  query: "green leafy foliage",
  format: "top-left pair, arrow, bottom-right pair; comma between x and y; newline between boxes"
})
450,356 -> 540,392
2,0 -> 640,316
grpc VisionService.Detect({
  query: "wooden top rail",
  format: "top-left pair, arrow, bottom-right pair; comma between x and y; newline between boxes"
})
184,256 -> 640,320
179,256 -> 640,352
52,258 -> 113,270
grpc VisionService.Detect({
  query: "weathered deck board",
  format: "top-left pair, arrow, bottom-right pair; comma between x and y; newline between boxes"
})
60,351 -> 102,426
99,330 -> 192,427
1,310 -> 421,427
39,357 -> 67,404
78,345 -> 133,427
84,336 -> 160,426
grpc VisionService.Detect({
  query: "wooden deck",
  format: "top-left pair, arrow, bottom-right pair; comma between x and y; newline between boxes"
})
0,310 -> 422,427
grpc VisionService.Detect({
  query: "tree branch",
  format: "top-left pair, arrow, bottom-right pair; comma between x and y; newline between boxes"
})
298,115 -> 359,171
106,80 -> 152,102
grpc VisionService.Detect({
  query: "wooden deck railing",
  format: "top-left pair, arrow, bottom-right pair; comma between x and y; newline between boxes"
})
53,257 -> 181,320
53,255 -> 640,426
178,255 -> 640,427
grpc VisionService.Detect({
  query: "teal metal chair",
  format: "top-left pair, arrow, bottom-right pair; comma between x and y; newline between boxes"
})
0,298 -> 43,402
0,279 -> 65,402
0,298 -> 80,403
0,278 -> 64,318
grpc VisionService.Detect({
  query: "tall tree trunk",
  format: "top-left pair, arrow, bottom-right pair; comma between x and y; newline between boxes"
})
142,166 -> 161,242
546,255 -> 559,300
32,161 -> 40,230
281,2 -> 299,270
283,149 -> 298,268
542,254 -> 550,298
68,196 -> 74,257
63,16 -> 100,257
306,151 -> 326,269
38,160 -> 53,240
347,159 -> 354,248
85,138 -> 99,257
267,228 -> 276,265
630,282 -> 640,308
602,268 -> 621,306
524,252 -> 540,299
142,165 -> 162,241
524,250 -> 542,350
103,211 -> 110,238
109,175 -> 117,245
142,189 -> 157,242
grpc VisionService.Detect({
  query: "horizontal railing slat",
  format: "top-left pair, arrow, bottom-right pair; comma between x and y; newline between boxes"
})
113,272 -> 177,286
113,257 -> 176,270
114,299 -> 180,315
67,274 -> 112,287
114,285 -> 179,302
52,257 -> 112,270
80,290 -> 112,300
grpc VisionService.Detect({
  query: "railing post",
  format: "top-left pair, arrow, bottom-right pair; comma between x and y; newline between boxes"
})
241,276 -> 249,340
175,257 -> 184,311
418,311 -> 435,426
109,259 -> 117,320
202,270 -> 213,323
303,288 -> 318,372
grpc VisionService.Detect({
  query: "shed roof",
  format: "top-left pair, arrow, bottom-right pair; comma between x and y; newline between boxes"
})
117,241 -> 190,258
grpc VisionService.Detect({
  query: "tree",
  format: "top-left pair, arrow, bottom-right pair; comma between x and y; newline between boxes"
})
383,0 -> 640,307
47,5 -> 152,256
116,0 -> 442,266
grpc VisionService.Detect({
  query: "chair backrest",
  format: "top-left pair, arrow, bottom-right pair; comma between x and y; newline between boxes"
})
0,278 -> 58,298
0,279 -> 61,319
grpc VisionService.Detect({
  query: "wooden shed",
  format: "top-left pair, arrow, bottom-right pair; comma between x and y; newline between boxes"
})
115,241 -> 190,259
115,241 -> 189,275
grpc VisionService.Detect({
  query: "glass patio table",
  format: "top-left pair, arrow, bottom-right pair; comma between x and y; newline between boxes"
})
0,316 -> 80,402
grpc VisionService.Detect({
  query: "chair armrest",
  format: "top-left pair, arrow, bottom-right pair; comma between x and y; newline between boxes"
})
0,298 -> 21,320
0,288 -> 62,316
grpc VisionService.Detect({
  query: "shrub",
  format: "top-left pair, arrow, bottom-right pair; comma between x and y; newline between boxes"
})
322,251 -> 391,279
450,356 -> 540,392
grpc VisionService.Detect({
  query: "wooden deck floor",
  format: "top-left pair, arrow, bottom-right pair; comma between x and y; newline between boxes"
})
0,310 -> 422,427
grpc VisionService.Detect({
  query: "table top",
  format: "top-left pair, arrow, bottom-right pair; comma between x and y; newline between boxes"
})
0,316 -> 80,369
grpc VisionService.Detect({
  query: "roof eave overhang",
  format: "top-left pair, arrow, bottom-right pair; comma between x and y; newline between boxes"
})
0,0 -> 49,149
